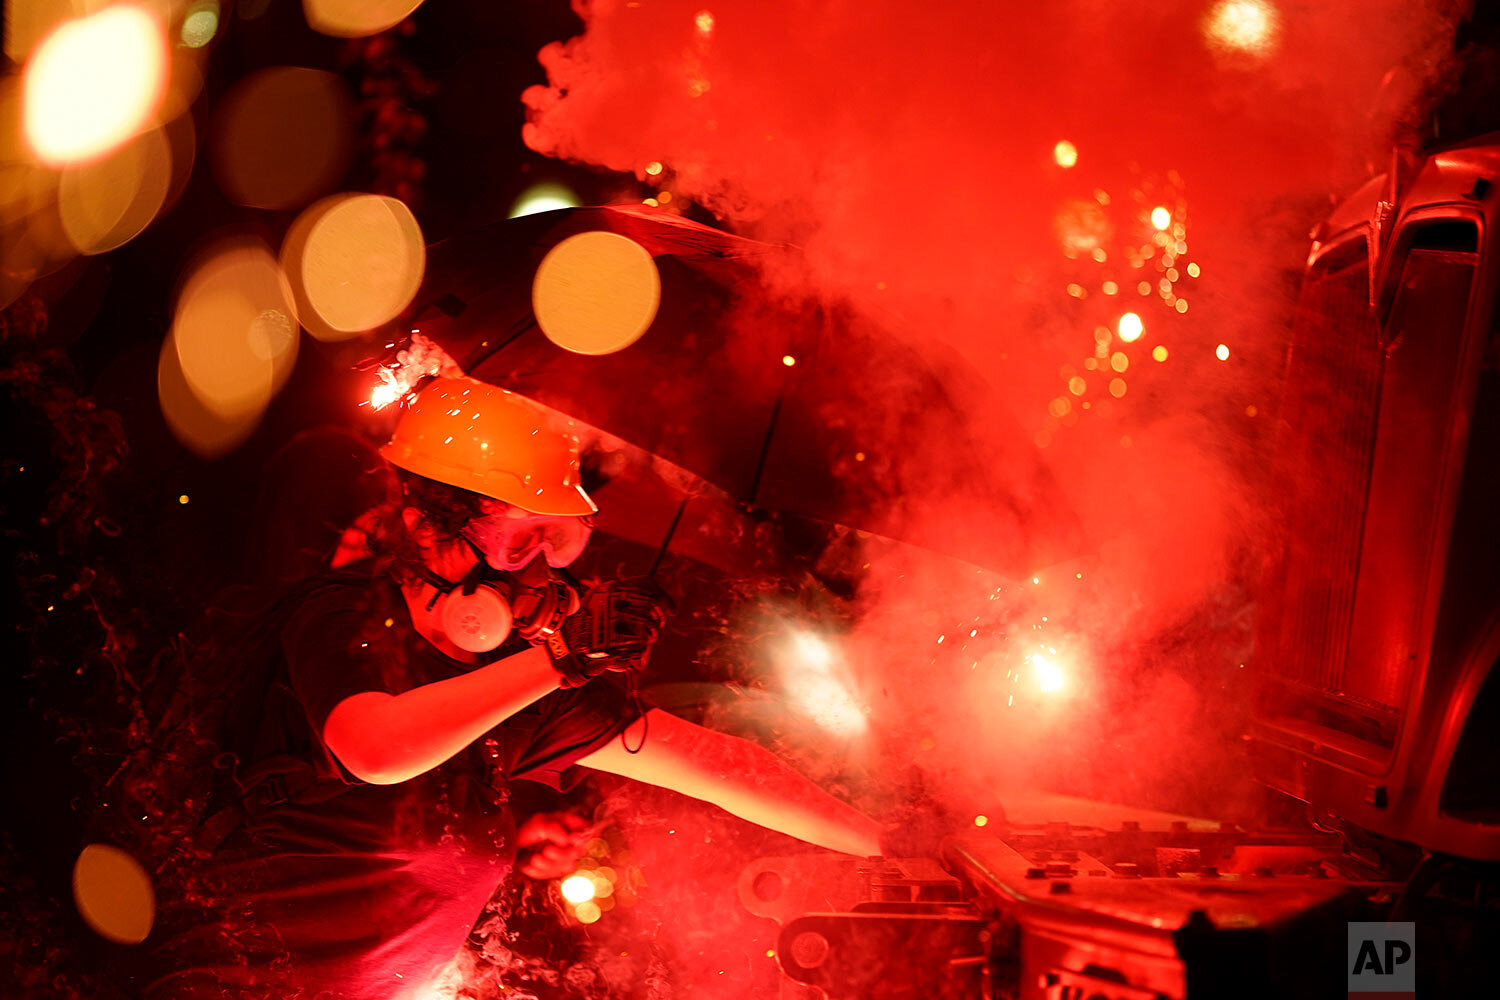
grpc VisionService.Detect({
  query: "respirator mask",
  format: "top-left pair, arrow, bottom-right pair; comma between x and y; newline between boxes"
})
418,536 -> 581,654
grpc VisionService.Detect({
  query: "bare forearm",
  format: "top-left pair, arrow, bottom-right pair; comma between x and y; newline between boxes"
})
324,646 -> 560,784
705,735 -> 882,857
582,711 -> 883,856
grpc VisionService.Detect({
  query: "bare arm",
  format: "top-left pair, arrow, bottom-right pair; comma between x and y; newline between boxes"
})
323,645 -> 560,785
578,709 -> 882,857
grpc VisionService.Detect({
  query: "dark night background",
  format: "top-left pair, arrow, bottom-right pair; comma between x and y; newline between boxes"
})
8,0 -> 1500,996
0,3 -> 672,994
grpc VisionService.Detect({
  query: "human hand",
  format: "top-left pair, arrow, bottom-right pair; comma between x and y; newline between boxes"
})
539,579 -> 670,687
515,811 -> 594,880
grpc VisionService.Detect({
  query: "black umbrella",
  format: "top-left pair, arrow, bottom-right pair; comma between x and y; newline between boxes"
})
404,206 -> 1083,576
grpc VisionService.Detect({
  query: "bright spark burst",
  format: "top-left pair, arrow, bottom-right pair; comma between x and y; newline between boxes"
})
792,631 -> 834,670
781,628 -> 866,737
560,875 -> 596,903
1049,176 -> 1191,436
369,370 -> 403,410
1031,652 -> 1066,694
367,334 -> 456,409
1204,0 -> 1280,57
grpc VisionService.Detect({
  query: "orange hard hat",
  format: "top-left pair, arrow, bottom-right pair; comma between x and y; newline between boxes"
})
380,375 -> 597,516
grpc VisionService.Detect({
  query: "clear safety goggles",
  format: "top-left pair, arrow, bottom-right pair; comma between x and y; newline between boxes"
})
464,505 -> 595,570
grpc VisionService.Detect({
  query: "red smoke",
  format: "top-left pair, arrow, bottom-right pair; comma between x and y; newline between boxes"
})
514,1 -> 1465,993
518,0 -> 1463,884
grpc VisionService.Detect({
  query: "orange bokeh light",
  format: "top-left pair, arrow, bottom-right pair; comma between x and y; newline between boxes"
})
210,67 -> 355,211
1053,140 -> 1078,168
174,239 -> 296,415
57,126 -> 172,254
282,193 -> 426,340
73,844 -> 154,945
23,4 -> 169,166
533,231 -> 661,356
303,0 -> 425,38
156,368 -> 242,455
160,238 -> 298,457
1117,312 -> 1143,342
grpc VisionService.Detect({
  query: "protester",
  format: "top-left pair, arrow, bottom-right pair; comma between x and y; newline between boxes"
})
142,375 -> 882,999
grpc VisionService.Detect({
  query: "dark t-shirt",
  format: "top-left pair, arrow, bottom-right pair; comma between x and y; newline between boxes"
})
145,564 -> 641,999
279,563 -> 638,803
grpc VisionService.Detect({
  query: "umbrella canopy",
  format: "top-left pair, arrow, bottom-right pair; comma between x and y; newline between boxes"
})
405,206 -> 1083,576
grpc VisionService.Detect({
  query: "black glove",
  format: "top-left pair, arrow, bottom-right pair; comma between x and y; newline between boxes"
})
537,580 -> 669,688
